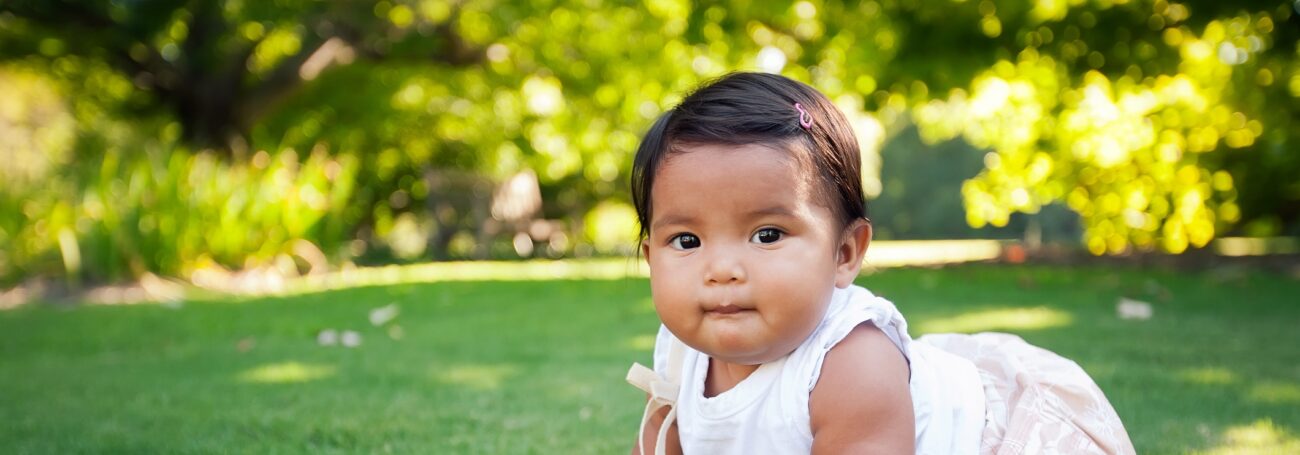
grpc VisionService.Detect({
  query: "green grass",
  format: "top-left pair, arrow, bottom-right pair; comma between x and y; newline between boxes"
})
1,264 -> 1297,453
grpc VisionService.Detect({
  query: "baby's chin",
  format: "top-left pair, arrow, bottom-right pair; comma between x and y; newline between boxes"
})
674,322 -> 808,364
699,338 -> 800,366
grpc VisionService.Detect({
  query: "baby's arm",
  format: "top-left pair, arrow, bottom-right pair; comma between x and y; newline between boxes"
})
630,396 -> 681,455
809,323 -> 915,454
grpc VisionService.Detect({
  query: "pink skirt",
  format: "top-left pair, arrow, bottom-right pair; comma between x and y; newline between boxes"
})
919,332 -> 1137,455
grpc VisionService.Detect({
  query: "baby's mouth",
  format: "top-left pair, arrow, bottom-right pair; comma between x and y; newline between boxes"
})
707,304 -> 749,315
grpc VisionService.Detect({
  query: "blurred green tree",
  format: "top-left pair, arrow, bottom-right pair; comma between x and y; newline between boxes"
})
906,0 -> 1300,253
0,0 -> 484,151
0,0 -> 1296,284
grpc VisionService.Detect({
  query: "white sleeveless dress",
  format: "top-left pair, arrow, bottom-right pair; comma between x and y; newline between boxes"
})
651,284 -> 986,454
638,284 -> 1136,454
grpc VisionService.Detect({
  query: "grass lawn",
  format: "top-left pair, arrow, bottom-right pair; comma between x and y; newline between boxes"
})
1,264 -> 1297,453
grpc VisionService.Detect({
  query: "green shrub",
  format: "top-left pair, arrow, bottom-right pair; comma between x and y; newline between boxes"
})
0,147 -> 360,285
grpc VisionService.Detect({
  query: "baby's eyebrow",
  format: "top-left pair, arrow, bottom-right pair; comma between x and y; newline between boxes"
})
651,214 -> 697,232
745,206 -> 798,220
651,206 -> 798,232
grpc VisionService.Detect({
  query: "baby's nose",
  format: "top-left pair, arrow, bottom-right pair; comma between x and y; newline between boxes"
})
704,253 -> 747,285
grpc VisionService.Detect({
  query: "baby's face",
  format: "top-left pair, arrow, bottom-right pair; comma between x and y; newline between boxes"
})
643,142 -> 844,365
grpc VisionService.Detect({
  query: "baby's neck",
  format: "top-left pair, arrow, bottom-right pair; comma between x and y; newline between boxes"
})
704,357 -> 762,397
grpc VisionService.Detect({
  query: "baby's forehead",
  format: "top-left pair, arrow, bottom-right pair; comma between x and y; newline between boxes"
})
653,142 -> 837,217
664,139 -> 816,176
660,142 -> 810,186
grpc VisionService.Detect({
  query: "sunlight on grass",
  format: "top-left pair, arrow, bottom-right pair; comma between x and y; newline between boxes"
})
237,361 -> 336,384
636,297 -> 655,314
865,240 -> 1005,268
433,363 -> 519,390
290,258 -> 645,295
1248,381 -> 1300,404
1196,419 -> 1300,455
917,307 -> 1073,334
1179,367 -> 1238,385
626,334 -> 656,351
1213,237 -> 1300,257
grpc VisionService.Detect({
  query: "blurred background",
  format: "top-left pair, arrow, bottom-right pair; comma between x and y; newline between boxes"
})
0,0 -> 1296,292
1,1 -> 1299,453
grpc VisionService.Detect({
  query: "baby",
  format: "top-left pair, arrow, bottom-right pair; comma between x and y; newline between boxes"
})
626,73 -> 1134,454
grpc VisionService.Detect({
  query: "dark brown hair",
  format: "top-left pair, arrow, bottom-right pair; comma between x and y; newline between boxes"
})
631,72 -> 868,238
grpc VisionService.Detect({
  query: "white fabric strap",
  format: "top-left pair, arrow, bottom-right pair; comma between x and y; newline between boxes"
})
627,337 -> 686,455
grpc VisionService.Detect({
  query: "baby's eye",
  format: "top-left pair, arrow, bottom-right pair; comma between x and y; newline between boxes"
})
669,233 -> 701,250
751,228 -> 783,244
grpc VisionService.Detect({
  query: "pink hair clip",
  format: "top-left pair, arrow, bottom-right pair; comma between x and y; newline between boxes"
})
794,103 -> 813,129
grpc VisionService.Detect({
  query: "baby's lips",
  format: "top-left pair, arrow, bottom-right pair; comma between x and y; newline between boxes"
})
704,303 -> 752,314
712,304 -> 742,314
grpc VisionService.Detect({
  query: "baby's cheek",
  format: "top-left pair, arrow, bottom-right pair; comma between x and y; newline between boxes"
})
651,288 -> 695,327
772,284 -> 834,341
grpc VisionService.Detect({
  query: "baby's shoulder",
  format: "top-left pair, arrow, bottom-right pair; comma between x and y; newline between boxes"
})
807,323 -> 914,450
812,323 -> 910,400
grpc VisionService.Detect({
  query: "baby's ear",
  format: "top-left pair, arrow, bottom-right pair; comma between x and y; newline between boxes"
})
834,220 -> 872,288
640,238 -> 652,263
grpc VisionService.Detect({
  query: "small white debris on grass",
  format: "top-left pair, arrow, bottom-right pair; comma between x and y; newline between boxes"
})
369,304 -> 400,326
341,330 -> 362,348
1116,297 -> 1153,320
317,329 -> 339,346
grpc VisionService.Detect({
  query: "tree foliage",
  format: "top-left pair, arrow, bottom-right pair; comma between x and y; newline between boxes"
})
0,0 -> 1297,283
909,0 -> 1300,253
